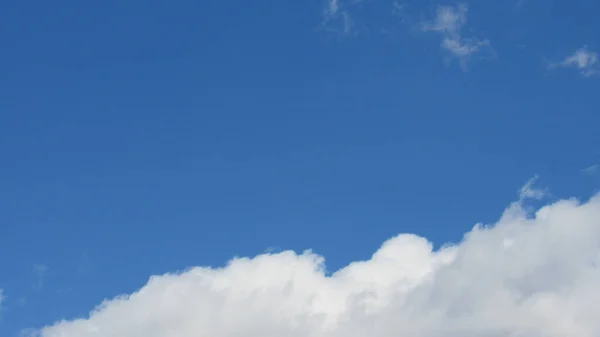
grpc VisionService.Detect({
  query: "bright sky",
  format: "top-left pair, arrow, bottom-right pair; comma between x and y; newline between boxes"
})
1,0 -> 600,336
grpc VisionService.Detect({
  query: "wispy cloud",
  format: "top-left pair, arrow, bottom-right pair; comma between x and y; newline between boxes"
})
582,164 -> 599,175
328,0 -> 339,15
514,0 -> 527,12
0,289 -> 5,317
78,253 -> 91,275
17,297 -> 27,307
322,0 -> 354,35
421,4 -> 491,69
549,47 -> 599,77
518,175 -> 546,201
32,264 -> 49,292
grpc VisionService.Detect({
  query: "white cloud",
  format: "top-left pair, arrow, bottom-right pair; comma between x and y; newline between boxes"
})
27,181 -> 600,337
422,4 -> 491,68
551,47 -> 599,77
423,4 -> 468,35
0,289 -> 4,311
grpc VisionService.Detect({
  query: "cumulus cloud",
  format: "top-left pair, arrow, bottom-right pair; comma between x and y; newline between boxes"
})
28,182 -> 600,337
422,4 -> 491,68
550,47 -> 599,77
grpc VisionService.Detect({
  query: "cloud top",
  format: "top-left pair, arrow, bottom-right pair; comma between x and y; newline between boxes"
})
28,185 -> 600,337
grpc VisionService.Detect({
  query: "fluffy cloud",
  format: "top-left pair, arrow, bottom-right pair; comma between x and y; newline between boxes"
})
29,183 -> 600,337
551,47 -> 599,77
422,4 -> 491,68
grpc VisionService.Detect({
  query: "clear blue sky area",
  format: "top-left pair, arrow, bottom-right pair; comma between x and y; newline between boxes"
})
1,0 -> 599,335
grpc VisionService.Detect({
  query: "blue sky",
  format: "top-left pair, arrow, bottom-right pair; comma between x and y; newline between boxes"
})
1,0 -> 600,336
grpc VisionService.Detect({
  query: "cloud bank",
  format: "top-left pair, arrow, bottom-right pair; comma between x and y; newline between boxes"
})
29,184 -> 600,337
